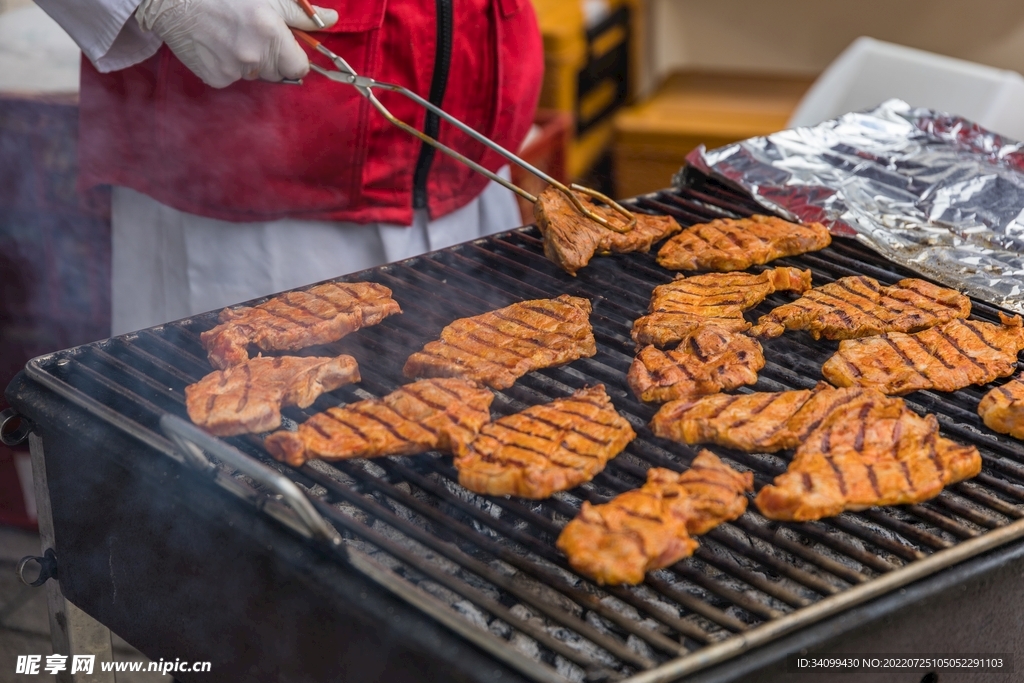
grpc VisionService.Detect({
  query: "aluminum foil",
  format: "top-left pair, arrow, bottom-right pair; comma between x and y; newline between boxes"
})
683,98 -> 1024,315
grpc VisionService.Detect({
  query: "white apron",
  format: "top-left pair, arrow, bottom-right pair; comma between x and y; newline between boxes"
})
111,168 -> 521,335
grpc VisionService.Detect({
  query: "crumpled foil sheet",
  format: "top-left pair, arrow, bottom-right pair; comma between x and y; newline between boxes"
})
683,98 -> 1024,315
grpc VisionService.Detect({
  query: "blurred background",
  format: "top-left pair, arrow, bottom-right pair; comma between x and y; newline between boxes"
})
3,5 -> 1024,676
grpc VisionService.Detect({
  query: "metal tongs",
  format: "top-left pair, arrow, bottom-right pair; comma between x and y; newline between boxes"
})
292,30 -> 636,233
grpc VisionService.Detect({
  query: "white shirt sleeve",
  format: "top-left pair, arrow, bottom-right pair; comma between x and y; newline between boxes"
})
34,0 -> 163,72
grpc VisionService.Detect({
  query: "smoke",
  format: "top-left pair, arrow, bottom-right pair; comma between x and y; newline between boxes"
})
0,95 -> 111,404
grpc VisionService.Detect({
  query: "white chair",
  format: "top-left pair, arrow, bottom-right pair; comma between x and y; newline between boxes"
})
788,36 -> 1024,142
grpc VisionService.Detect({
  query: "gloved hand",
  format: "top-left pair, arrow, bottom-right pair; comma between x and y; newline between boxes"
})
135,0 -> 339,88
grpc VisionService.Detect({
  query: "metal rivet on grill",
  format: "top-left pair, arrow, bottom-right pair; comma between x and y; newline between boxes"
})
0,408 -> 31,447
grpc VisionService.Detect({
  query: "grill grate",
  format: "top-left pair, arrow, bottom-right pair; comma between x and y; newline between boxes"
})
24,177 -> 1024,682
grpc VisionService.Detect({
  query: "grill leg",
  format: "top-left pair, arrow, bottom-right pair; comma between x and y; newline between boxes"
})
30,434 -> 116,683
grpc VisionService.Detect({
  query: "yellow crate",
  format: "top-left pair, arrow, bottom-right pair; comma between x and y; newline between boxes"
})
531,0 -> 644,179
612,71 -> 815,198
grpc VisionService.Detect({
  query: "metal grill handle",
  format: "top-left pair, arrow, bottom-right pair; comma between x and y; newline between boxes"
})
159,415 -> 343,548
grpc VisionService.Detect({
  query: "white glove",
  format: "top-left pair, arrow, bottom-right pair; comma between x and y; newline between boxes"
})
135,0 -> 339,88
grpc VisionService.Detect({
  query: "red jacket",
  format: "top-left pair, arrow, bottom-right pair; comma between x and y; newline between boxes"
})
78,0 -> 543,225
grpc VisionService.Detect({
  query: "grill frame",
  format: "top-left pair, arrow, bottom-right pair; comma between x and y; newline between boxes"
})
9,175 -> 1024,682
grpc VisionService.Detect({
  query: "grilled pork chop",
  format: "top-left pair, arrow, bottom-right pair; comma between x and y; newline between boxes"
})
556,451 -> 752,585
656,214 -> 831,271
653,387 -> 810,452
756,399 -> 982,521
978,374 -> 1024,439
454,385 -> 635,499
652,383 -> 904,453
751,276 -> 970,341
185,354 -> 360,437
822,314 -> 1024,395
403,294 -> 597,390
264,379 -> 493,467
627,326 -> 764,403
632,267 -> 812,348
650,384 -> 980,520
534,186 -> 681,276
201,282 -> 401,370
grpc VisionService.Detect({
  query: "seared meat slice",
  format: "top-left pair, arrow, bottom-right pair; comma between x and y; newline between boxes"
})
650,384 -> 887,453
201,282 -> 401,369
534,186 -> 681,276
264,379 -> 493,467
822,314 -> 1024,395
632,267 -> 812,348
556,451 -> 752,585
751,276 -> 970,340
651,388 -> 811,452
185,354 -> 360,437
403,294 -> 597,390
627,326 -> 764,403
656,214 -> 831,271
756,398 -> 981,521
454,385 -> 635,499
979,374 -> 1024,439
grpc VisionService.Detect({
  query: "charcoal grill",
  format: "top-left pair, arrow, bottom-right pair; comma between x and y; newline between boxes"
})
6,171 -> 1024,683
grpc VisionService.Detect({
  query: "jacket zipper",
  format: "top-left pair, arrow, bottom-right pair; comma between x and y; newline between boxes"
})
412,0 -> 454,210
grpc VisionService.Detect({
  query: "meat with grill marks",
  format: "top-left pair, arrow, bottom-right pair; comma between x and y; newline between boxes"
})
534,186 -> 682,276
402,294 -> 596,390
822,314 -> 1024,395
264,379 -> 493,467
656,214 -> 831,272
655,385 -> 831,454
627,326 -> 764,403
649,383 -> 980,521
756,397 -> 981,521
185,354 -> 360,437
978,374 -> 1024,439
652,383 -> 905,453
453,385 -> 635,499
201,282 -> 401,370
556,450 -> 752,585
631,267 -> 812,348
751,276 -> 970,341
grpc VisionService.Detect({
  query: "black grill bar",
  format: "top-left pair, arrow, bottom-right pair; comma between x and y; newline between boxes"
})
23,179 -> 1024,682
374,458 -> 706,651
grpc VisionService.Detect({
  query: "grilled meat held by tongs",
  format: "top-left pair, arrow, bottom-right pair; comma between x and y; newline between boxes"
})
185,354 -> 360,436
557,450 -> 752,585
535,186 -> 681,276
454,385 -> 635,499
751,276 -> 970,341
656,215 -> 831,271
264,378 -> 493,467
822,314 -> 1024,395
403,295 -> 597,390
201,282 -> 401,370
978,374 -> 1024,440
627,326 -> 764,403
632,267 -> 812,348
